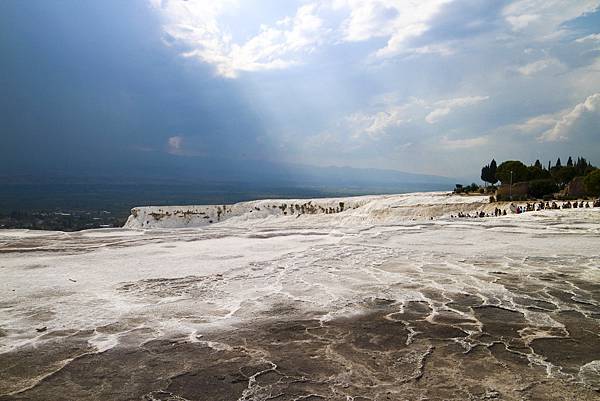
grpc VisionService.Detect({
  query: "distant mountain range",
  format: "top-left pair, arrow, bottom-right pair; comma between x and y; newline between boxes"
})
0,155 -> 455,213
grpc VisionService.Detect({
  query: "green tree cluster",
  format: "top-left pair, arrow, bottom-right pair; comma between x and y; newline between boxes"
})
454,183 -> 481,194
480,156 -> 598,199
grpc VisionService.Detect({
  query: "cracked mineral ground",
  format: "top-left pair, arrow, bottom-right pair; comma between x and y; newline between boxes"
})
1,193 -> 599,400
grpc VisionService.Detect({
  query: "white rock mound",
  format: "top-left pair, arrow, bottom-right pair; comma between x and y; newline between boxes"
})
124,192 -> 498,229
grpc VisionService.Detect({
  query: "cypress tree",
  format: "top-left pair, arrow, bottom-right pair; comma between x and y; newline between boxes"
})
489,159 -> 498,184
481,165 -> 490,184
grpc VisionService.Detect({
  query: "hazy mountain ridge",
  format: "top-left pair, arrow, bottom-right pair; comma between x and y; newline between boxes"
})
0,158 -> 454,213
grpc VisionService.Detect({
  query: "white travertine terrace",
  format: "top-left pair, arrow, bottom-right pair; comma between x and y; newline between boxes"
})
1,192 -> 599,396
124,192 -> 498,229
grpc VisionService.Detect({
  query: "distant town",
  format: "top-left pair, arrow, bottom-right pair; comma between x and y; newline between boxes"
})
0,209 -> 128,231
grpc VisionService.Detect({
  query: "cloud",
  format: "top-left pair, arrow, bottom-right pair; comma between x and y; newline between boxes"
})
332,0 -> 452,58
538,93 -> 600,142
152,0 -> 457,76
503,0 -> 599,38
341,94 -> 489,140
347,106 -> 412,139
425,96 -> 489,124
167,135 -> 184,154
145,1 -> 600,175
575,33 -> 600,43
439,135 -> 488,149
513,113 -> 557,133
151,0 -> 600,79
151,1 -> 324,78
407,43 -> 455,57
516,58 -> 562,76
505,13 -> 539,30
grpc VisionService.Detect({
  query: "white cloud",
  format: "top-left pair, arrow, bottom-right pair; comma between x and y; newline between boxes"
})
408,43 -> 455,57
341,94 -> 489,140
515,58 -> 562,76
332,0 -> 452,58
347,105 -> 412,139
151,1 -> 324,78
538,93 -> 600,142
505,13 -> 539,30
425,96 -> 489,124
151,0 -> 600,79
338,94 -> 488,141
167,135 -> 184,154
503,1 -> 599,38
150,0 -> 458,78
425,108 -> 451,124
439,135 -> 488,149
513,113 -> 557,133
575,33 -> 600,43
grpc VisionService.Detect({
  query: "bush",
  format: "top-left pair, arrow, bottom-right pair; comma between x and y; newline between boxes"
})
528,179 -> 558,199
552,166 -> 578,185
466,183 -> 480,192
584,169 -> 600,196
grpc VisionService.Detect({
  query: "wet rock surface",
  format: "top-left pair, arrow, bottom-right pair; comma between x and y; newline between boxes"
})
1,302 -> 599,401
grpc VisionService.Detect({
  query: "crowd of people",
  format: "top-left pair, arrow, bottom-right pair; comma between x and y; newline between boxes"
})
450,198 -> 600,219
514,200 -> 596,213
452,210 -> 505,218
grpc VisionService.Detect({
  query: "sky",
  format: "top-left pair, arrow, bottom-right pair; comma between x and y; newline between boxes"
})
1,0 -> 600,180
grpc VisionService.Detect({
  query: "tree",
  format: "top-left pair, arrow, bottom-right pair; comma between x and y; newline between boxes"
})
555,158 -> 562,168
527,165 -> 550,180
534,159 -> 542,169
576,157 -> 585,174
553,166 -> 577,185
496,161 -> 528,184
528,179 -> 558,198
489,159 -> 498,184
567,156 -> 573,167
584,170 -> 600,196
575,157 -> 594,176
480,159 -> 498,185
481,165 -> 490,184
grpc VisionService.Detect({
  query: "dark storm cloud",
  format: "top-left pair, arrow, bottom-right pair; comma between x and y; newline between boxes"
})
0,0 -> 267,176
